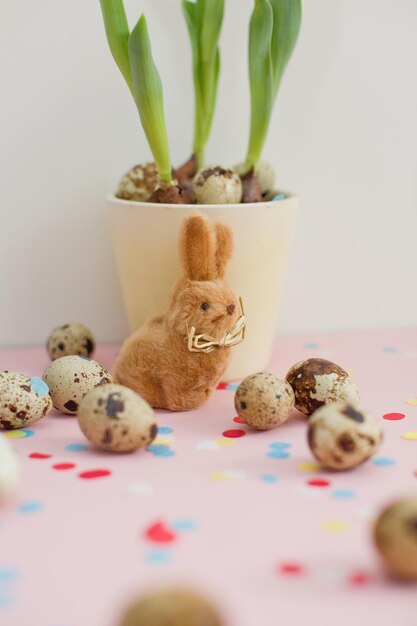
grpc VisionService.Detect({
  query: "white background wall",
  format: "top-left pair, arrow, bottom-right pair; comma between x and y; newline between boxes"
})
0,0 -> 416,348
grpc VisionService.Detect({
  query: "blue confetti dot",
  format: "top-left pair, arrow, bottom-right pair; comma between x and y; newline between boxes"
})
272,194 -> 285,201
0,568 -> 18,584
147,444 -> 176,458
158,426 -> 173,435
145,549 -> 172,565
267,449 -> 290,459
382,346 -> 397,353
372,457 -> 396,467
269,442 -> 292,450
259,474 -> 279,484
171,518 -> 198,532
226,383 -> 239,391
65,443 -> 88,452
304,342 -> 319,349
20,429 -> 35,438
29,377 -> 49,396
0,592 -> 14,609
331,488 -> 356,500
18,501 -> 44,514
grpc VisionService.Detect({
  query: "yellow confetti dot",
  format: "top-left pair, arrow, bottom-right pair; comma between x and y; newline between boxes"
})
152,437 -> 173,446
402,431 -> 417,441
406,398 -> 417,406
4,430 -> 26,439
215,438 -> 236,447
210,471 -> 228,482
321,520 -> 348,533
297,461 -> 323,473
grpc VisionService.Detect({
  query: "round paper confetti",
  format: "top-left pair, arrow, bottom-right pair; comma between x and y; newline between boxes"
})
145,549 -> 172,565
0,568 -> 18,583
307,479 -> 330,488
226,383 -> 239,391
158,426 -> 173,434
5,429 -> 35,439
267,449 -> 290,459
382,346 -> 397,353
171,519 -> 198,532
196,440 -> 219,451
29,453 -> 51,459
372,457 -> 396,466
145,521 -> 176,543
52,463 -> 75,471
304,342 -> 319,349
331,489 -> 356,500
29,376 -> 49,396
321,520 -> 347,533
78,469 -> 111,479
279,562 -> 304,574
222,429 -> 246,438
233,416 -> 245,424
215,438 -> 236,447
402,432 -> 417,441
406,398 -> 417,406
269,442 -> 292,450
259,474 -> 279,484
349,571 -> 373,586
383,412 -> 405,421
65,443 -> 88,451
298,462 -> 323,473
18,501 -> 44,514
147,444 -> 176,457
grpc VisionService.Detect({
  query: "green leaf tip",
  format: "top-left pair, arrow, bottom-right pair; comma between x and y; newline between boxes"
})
244,0 -> 302,172
128,15 -> 172,184
99,0 -> 133,92
182,0 -> 225,168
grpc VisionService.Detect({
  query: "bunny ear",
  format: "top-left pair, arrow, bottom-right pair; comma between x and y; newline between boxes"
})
214,222 -> 233,278
179,213 -> 217,281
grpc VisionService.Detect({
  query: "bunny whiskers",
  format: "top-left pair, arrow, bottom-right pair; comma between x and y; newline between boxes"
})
187,299 -> 246,354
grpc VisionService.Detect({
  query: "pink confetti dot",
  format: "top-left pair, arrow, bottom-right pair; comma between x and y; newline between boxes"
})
222,429 -> 246,438
53,463 -> 75,471
349,571 -> 373,586
278,562 -> 305,575
78,469 -> 111,480
307,479 -> 330,488
383,412 -> 406,421
233,416 -> 245,424
29,453 -> 52,459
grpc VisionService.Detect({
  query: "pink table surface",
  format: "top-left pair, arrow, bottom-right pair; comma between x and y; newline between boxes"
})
0,328 -> 416,626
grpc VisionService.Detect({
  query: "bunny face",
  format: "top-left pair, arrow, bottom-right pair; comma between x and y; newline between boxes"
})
168,278 -> 240,340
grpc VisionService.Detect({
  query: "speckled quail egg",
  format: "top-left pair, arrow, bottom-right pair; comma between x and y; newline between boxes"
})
116,162 -> 161,201
47,322 -> 95,360
0,433 -> 21,500
234,373 -> 295,430
374,498 -> 417,580
43,356 -> 113,415
234,160 -> 276,195
192,166 -> 242,204
77,384 -> 157,452
285,358 -> 360,416
0,371 -> 52,429
119,589 -> 224,626
307,402 -> 382,470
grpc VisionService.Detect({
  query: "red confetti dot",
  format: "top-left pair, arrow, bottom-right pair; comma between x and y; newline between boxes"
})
53,463 -> 75,471
29,453 -> 52,459
222,429 -> 246,438
78,469 -> 111,479
233,416 -> 245,424
349,571 -> 372,586
216,382 -> 228,390
279,562 -> 305,575
307,478 -> 330,487
383,412 -> 406,421
145,521 -> 176,543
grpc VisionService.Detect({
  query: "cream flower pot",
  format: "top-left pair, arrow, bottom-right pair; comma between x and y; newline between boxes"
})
107,194 -> 298,380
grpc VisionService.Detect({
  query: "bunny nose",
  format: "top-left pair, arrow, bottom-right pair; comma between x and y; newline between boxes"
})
227,304 -> 236,315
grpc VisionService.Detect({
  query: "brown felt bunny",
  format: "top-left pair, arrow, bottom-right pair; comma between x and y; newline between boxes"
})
113,213 -> 245,411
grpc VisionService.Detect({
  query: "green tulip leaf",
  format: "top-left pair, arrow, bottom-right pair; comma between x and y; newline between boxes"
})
99,0 -> 132,92
128,15 -> 172,183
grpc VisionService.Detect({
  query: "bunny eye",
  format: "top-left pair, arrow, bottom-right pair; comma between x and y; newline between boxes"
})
201,302 -> 210,311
